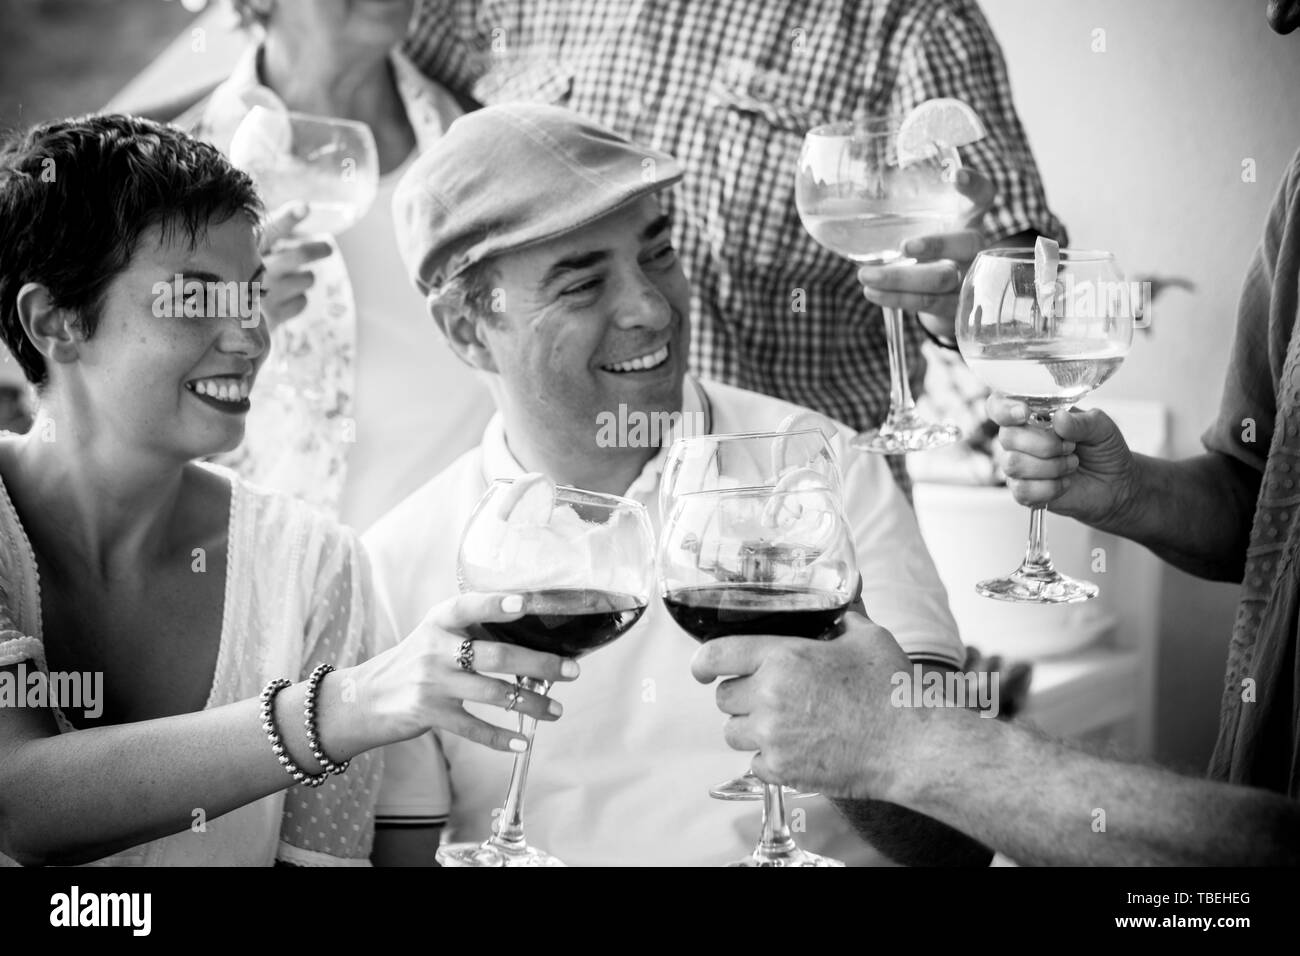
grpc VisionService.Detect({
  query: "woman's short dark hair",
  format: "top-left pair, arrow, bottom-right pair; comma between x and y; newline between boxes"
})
0,113 -> 263,386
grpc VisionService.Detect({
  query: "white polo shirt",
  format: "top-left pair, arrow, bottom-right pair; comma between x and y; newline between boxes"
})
363,377 -> 963,866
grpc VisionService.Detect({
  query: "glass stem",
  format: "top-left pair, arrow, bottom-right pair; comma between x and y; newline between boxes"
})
489,677 -> 549,852
882,305 -> 916,420
1021,409 -> 1058,573
757,782 -> 798,860
1024,505 -> 1051,570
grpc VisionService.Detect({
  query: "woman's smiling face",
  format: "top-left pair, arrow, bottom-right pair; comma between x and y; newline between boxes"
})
63,213 -> 270,461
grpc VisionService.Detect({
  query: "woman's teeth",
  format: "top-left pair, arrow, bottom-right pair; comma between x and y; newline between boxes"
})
187,378 -> 249,403
602,344 -> 670,374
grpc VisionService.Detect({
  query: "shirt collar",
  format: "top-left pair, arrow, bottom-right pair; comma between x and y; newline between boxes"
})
480,375 -> 711,500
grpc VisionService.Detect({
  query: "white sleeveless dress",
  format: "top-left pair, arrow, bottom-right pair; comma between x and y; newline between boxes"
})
0,464 -> 403,866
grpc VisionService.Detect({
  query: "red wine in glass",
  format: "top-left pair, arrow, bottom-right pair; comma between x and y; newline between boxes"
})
662,584 -> 848,642
482,587 -> 647,657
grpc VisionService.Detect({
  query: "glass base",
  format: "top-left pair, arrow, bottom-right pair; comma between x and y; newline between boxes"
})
728,847 -> 845,867
976,566 -> 1098,605
435,840 -> 567,868
709,771 -> 817,802
853,416 -> 962,455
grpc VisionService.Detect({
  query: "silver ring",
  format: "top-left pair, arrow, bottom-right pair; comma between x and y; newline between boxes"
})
456,639 -> 475,672
505,688 -> 522,712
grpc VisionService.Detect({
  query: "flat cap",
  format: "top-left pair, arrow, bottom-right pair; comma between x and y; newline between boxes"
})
393,103 -> 684,294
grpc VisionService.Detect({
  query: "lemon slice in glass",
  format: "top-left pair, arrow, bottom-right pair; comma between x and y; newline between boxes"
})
897,97 -> 986,166
1035,236 -> 1061,318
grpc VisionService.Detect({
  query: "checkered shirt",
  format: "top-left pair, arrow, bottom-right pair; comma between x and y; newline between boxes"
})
405,0 -> 1067,485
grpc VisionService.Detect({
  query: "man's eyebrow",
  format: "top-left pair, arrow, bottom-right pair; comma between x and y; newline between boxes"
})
641,214 -> 672,241
540,250 -> 609,288
537,216 -> 673,289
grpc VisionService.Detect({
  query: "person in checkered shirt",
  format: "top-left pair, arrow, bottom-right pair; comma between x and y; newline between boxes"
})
402,0 -> 1067,490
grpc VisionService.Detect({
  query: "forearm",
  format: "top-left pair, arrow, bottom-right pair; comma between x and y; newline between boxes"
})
0,665 -> 380,866
1100,452 -> 1259,581
827,659 -> 993,866
887,709 -> 1300,866
829,797 -> 994,866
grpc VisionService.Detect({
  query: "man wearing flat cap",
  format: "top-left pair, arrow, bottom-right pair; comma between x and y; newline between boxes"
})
364,103 -> 982,866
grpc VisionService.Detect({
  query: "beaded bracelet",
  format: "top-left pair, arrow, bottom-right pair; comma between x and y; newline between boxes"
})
259,678 -> 328,789
304,663 -> 349,777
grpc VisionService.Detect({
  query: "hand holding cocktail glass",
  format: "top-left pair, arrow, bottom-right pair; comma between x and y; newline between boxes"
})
956,239 -> 1134,603
986,397 -> 1141,536
795,98 -> 986,454
855,167 -> 995,338
229,105 -> 377,325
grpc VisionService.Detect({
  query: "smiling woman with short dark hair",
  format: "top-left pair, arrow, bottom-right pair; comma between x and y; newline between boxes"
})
0,115 -> 263,389
0,113 -> 577,868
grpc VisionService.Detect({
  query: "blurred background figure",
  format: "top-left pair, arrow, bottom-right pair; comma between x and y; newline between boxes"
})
177,0 -> 493,531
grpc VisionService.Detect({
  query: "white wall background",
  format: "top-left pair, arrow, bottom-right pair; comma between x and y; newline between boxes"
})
980,0 -> 1300,769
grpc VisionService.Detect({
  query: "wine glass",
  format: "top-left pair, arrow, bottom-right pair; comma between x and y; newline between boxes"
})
659,486 -> 860,867
956,248 -> 1134,603
436,478 -> 655,867
228,106 -> 379,237
227,106 -> 380,395
795,116 -> 970,454
660,427 -> 843,529
660,426 -> 843,801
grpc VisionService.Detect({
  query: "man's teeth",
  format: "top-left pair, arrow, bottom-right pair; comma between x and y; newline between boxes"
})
602,345 -> 670,373
188,378 -> 250,403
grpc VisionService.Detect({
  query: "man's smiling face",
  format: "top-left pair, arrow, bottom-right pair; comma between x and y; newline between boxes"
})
478,194 -> 691,458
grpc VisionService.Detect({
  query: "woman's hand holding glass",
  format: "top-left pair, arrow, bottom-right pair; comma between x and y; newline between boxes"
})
342,591 -> 579,756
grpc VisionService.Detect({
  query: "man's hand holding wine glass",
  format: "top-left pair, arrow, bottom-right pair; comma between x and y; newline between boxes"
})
988,394 -> 1144,533
690,612 -> 914,804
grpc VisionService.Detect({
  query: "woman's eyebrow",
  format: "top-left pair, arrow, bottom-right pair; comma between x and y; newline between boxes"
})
165,267 -> 265,284
171,269 -> 223,284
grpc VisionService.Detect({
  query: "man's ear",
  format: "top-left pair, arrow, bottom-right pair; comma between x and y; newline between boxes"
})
427,296 -> 499,374
16,283 -> 80,370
